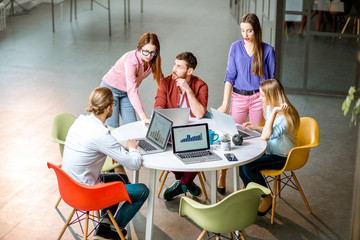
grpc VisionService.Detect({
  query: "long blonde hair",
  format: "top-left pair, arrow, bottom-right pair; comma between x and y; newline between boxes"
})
240,13 -> 264,78
260,79 -> 300,135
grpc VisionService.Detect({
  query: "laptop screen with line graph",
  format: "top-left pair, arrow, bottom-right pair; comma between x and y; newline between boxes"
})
172,123 -> 210,153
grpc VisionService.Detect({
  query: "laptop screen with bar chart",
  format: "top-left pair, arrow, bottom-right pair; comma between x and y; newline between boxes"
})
171,123 -> 222,164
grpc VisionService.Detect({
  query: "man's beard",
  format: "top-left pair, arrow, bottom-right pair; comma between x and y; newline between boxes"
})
172,72 -> 187,80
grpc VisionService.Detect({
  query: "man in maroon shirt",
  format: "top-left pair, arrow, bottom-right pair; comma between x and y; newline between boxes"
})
154,52 -> 209,200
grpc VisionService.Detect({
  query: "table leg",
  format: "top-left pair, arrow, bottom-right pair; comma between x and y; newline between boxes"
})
145,169 -> 156,240
211,170 -> 217,204
133,170 -> 139,183
233,166 -> 240,191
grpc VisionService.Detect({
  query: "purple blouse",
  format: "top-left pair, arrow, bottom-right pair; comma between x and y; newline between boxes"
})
224,40 -> 275,91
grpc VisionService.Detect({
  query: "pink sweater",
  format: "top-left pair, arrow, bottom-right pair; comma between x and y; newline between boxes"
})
102,50 -> 152,114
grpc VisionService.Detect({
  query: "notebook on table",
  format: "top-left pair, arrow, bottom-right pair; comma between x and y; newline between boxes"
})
154,108 -> 190,126
119,111 -> 173,155
210,108 -> 261,139
171,123 -> 222,164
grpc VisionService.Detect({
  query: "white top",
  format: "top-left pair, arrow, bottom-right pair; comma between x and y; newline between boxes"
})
62,114 -> 142,185
111,118 -> 267,172
265,105 -> 296,157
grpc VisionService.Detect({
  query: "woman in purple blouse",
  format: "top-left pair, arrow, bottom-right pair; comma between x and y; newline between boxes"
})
217,13 -> 275,194
101,33 -> 163,127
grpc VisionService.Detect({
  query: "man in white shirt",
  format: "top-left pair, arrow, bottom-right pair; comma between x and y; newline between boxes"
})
62,87 -> 149,240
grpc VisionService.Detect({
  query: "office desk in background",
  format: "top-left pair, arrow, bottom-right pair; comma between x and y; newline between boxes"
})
111,118 -> 266,240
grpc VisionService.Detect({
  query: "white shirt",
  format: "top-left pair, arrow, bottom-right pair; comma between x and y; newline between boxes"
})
62,114 -> 142,185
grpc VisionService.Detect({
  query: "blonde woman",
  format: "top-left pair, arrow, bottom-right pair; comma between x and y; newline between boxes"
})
240,79 -> 300,216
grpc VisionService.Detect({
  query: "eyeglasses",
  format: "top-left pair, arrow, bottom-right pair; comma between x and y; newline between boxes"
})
113,100 -> 117,106
141,49 -> 158,57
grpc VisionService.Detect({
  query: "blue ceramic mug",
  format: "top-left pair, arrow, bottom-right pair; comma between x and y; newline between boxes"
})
208,129 -> 219,145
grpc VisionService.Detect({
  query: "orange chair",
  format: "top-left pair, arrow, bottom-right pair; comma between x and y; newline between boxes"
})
47,162 -> 131,240
261,117 -> 319,224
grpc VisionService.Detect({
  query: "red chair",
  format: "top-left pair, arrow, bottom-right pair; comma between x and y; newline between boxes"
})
47,162 -> 131,240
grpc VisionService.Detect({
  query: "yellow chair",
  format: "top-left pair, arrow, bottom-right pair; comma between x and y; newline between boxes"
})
179,182 -> 270,240
261,117 -> 319,224
158,170 -> 208,199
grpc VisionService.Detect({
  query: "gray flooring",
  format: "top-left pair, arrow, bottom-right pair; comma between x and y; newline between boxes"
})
0,0 -> 357,239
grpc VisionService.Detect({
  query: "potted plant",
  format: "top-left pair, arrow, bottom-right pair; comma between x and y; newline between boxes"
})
342,86 -> 360,126
220,133 -> 231,151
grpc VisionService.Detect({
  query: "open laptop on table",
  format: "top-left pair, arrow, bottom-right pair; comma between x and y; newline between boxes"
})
154,108 -> 190,126
171,123 -> 222,164
119,111 -> 173,155
211,108 -> 261,139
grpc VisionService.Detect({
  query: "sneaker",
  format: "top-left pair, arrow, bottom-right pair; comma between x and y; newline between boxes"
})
163,180 -> 186,201
186,182 -> 202,197
100,216 -> 127,238
93,223 -> 127,240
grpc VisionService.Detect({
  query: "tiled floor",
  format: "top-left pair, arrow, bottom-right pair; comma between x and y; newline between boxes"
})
0,0 -> 357,239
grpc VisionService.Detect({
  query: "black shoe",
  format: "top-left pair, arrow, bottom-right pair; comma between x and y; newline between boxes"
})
93,223 -> 126,240
217,187 -> 226,195
100,217 -> 127,238
163,180 -> 186,201
186,182 -> 202,197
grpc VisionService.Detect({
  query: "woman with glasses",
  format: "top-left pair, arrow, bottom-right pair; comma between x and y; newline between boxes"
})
101,33 -> 162,127
216,13 -> 275,194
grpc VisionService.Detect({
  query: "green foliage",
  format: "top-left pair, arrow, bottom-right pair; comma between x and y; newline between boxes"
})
342,86 -> 360,126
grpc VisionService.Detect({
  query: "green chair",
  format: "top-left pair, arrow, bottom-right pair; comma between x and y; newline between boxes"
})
51,113 -> 77,157
179,182 -> 270,240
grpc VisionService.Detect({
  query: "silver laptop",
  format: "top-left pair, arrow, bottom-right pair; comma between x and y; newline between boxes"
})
171,123 -> 222,164
211,108 -> 261,139
154,108 -> 190,126
120,111 -> 173,155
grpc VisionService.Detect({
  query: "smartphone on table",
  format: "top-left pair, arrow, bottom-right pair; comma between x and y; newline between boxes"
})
224,153 -> 238,161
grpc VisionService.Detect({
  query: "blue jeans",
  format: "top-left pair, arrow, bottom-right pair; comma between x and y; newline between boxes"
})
239,154 -> 287,188
100,82 -> 137,127
100,172 -> 149,228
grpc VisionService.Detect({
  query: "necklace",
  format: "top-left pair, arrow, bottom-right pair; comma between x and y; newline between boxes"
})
244,42 -> 254,57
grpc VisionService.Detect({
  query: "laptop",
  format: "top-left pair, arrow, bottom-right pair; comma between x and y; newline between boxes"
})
210,108 -> 261,139
171,123 -> 222,164
120,111 -> 173,155
154,108 -> 190,126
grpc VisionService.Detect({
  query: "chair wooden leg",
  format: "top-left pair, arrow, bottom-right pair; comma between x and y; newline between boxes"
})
107,210 -> 126,240
83,212 -> 89,240
216,235 -> 221,240
239,231 -> 246,240
292,172 -> 312,213
157,170 -> 169,197
57,208 -> 76,240
96,210 -> 101,221
198,172 -> 208,199
229,232 -> 233,239
200,171 -> 207,181
271,176 -> 278,224
55,196 -> 62,208
278,174 -> 281,198
158,170 -> 165,181
197,229 -> 207,240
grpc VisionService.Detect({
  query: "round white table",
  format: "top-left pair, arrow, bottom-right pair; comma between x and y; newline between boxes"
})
111,118 -> 266,240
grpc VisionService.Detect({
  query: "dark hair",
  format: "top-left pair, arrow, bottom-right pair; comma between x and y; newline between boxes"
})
86,87 -> 114,115
175,52 -> 197,70
137,33 -> 162,86
240,13 -> 264,78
